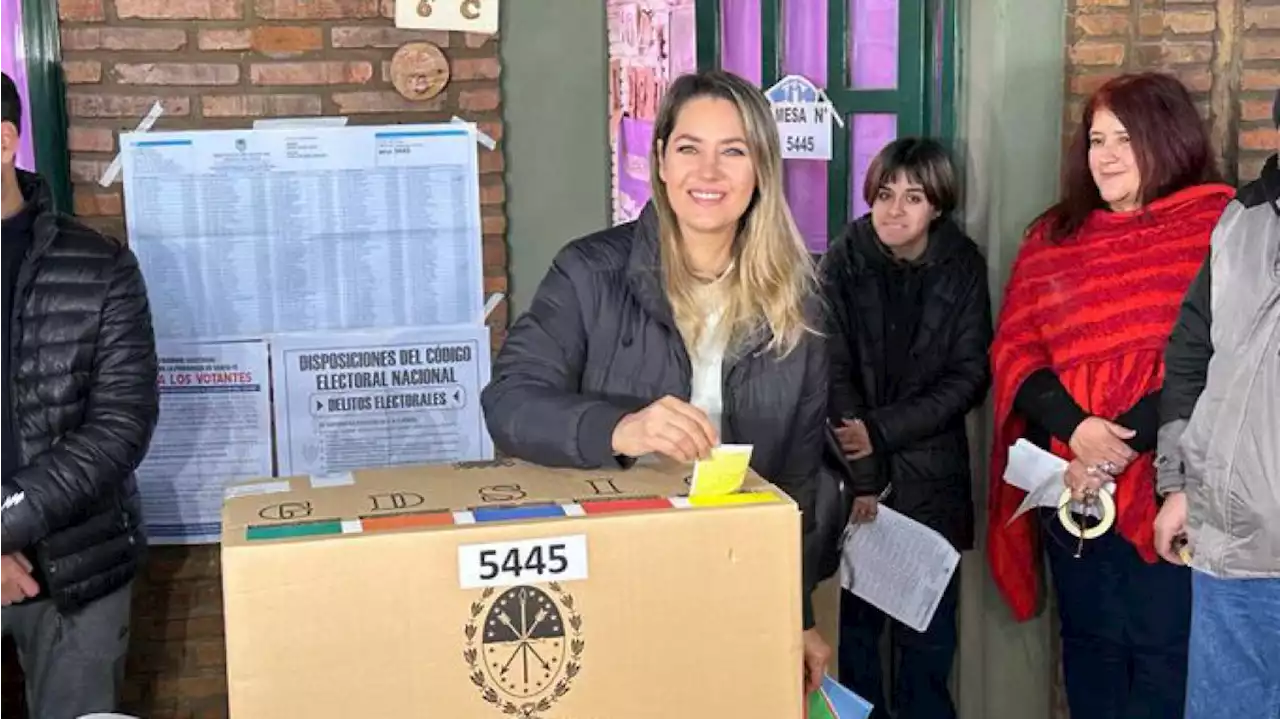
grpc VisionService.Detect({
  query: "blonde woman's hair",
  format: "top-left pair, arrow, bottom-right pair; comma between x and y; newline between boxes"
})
648,70 -> 817,358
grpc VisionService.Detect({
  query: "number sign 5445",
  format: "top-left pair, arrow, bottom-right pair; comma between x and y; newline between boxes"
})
458,535 -> 589,589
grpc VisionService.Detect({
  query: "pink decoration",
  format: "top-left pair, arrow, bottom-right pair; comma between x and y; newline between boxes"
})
608,0 -> 698,223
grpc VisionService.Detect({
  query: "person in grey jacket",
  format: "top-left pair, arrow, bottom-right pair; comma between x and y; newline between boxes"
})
1153,88 -> 1280,719
482,70 -> 834,694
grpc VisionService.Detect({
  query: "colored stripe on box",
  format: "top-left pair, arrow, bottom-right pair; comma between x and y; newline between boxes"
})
360,512 -> 455,532
246,520 -> 344,541
580,497 -> 674,514
472,504 -> 566,523
240,493 -> 781,543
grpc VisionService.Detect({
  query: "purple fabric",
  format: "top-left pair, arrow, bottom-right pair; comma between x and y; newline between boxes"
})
720,0 -> 761,84
1,0 -> 35,170
782,0 -> 829,251
617,116 -> 655,222
783,0 -> 827,81
849,113 -> 898,219
851,0 -> 898,89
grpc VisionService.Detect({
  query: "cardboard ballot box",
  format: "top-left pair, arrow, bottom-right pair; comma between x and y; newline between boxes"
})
220,459 -> 805,718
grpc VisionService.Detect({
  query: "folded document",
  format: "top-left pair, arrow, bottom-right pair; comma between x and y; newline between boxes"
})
809,675 -> 874,719
1004,439 -> 1113,523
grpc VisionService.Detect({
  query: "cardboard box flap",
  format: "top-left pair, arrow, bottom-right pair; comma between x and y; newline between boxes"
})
221,458 -> 791,546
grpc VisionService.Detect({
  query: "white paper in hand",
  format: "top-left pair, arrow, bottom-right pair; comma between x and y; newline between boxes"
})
1005,439 -> 1114,523
839,507 -> 960,633
1004,439 -> 1068,492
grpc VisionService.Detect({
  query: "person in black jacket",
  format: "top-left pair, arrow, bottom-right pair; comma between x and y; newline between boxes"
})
481,70 -> 834,693
820,138 -> 992,719
0,73 -> 159,718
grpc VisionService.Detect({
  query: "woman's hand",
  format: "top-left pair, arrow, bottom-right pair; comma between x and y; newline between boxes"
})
802,628 -> 832,695
610,395 -> 718,462
851,495 -> 879,523
1064,458 -> 1106,503
834,418 -> 873,460
1068,416 -> 1136,475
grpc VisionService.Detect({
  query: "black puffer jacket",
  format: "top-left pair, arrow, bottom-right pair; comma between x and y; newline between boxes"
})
1,170 -> 158,610
482,204 -> 841,628
820,216 -> 992,549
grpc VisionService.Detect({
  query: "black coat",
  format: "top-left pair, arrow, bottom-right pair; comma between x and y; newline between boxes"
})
820,217 -> 992,549
1,171 -> 158,610
482,204 -> 845,628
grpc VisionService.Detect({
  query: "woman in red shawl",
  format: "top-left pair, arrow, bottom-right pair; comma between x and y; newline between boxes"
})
987,73 -> 1234,717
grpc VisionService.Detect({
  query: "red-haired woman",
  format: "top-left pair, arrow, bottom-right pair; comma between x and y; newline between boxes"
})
987,72 -> 1234,717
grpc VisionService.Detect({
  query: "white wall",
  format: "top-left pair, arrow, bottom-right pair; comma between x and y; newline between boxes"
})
500,2 -> 611,318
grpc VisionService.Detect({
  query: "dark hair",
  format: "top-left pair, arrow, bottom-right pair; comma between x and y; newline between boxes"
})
862,137 -> 958,216
1,72 -> 19,134
1042,72 -> 1221,242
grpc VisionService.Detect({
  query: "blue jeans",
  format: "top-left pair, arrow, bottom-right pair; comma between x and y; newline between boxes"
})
1186,571 -> 1280,718
1043,511 -> 1191,719
837,573 -> 959,719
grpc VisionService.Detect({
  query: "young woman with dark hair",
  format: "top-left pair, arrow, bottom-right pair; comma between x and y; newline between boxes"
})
987,72 -> 1235,717
821,137 -> 992,719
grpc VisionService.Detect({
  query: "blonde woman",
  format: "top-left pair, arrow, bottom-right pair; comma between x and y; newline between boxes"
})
481,70 -> 833,691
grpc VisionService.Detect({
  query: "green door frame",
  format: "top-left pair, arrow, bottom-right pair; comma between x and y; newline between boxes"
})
19,0 -> 72,213
694,0 -> 958,243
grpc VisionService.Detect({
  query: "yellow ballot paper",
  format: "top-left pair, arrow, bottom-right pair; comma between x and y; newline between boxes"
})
690,444 -> 754,497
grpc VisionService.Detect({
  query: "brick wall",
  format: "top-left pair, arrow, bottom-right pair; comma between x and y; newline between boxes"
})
1066,1 -> 1215,112
1066,0 -> 1280,185
1,1 -> 507,717
1240,1 -> 1280,177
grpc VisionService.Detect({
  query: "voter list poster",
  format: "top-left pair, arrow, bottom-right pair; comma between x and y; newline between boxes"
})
120,123 -> 485,342
271,326 -> 493,476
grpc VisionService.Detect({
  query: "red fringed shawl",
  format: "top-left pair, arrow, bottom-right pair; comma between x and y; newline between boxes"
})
987,183 -> 1235,621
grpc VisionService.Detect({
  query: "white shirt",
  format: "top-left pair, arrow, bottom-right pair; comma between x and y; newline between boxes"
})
687,294 -> 730,438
